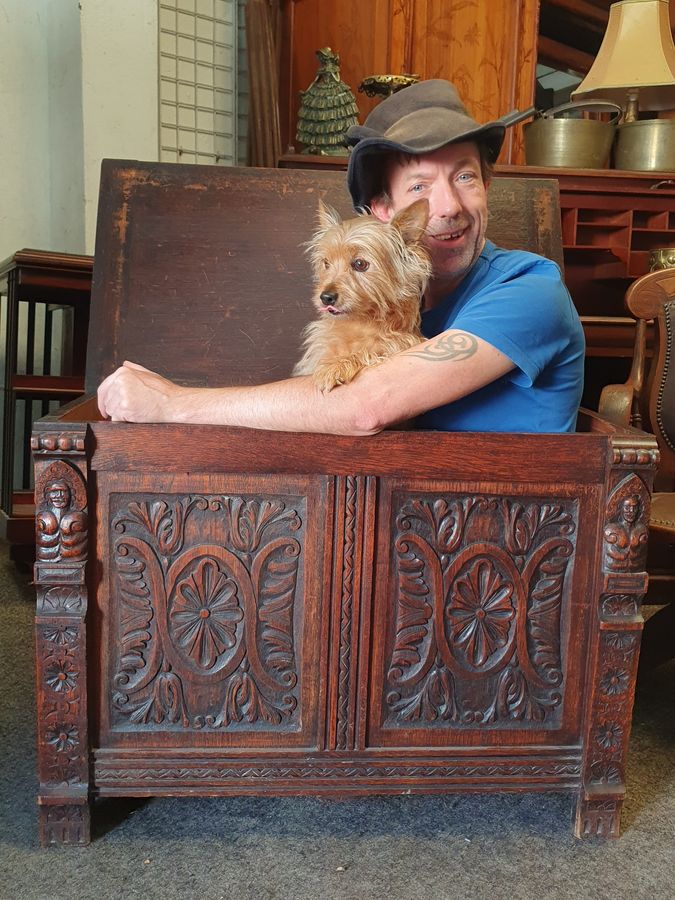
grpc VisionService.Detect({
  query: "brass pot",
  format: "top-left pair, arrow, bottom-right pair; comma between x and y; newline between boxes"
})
614,120 -> 675,172
649,247 -> 675,271
524,100 -> 622,169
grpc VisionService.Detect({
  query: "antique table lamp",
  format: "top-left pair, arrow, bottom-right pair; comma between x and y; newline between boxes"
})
572,0 -> 675,169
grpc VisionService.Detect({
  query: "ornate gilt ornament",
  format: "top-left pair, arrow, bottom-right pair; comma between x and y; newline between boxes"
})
358,74 -> 420,99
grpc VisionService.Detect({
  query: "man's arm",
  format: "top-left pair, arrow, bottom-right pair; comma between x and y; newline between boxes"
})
96,330 -> 514,434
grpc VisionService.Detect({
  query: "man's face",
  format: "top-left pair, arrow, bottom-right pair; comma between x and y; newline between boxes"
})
371,141 -> 489,297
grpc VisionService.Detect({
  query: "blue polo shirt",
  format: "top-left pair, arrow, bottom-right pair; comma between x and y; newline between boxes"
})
418,240 -> 585,433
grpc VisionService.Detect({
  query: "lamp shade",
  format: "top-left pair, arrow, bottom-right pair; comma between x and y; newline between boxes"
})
572,0 -> 675,110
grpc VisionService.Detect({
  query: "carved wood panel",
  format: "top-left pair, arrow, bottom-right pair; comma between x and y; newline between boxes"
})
95,474 -> 331,750
368,480 -> 600,747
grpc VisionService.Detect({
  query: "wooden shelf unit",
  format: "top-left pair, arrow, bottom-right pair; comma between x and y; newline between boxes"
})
501,166 -> 675,318
0,249 -> 92,557
499,167 -> 675,408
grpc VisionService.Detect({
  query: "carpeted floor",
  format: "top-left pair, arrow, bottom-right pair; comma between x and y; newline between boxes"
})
0,540 -> 672,900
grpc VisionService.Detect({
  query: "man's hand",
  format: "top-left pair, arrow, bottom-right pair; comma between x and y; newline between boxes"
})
97,361 -> 183,422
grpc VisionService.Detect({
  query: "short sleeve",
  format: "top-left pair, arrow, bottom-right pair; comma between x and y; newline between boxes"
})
450,263 -> 576,387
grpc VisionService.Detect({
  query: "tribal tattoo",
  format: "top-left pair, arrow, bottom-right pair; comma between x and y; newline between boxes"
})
404,331 -> 478,362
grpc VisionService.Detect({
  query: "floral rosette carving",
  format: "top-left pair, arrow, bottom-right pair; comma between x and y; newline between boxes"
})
386,494 -> 576,727
37,625 -> 86,788
110,493 -> 302,730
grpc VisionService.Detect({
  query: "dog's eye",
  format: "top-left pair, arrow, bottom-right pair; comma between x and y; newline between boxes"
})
351,258 -> 369,272
322,258 -> 330,269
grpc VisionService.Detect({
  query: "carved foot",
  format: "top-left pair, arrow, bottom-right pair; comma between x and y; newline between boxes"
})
574,795 -> 622,838
39,803 -> 91,847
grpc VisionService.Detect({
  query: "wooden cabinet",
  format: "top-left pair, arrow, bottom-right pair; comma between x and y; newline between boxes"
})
502,167 -> 675,319
0,250 -> 92,559
279,0 -> 539,165
500,167 -> 675,407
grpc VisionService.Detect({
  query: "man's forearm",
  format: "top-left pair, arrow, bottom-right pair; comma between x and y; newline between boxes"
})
97,330 -> 514,432
149,375 -> 383,435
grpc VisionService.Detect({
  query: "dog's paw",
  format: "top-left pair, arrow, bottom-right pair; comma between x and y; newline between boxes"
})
313,366 -> 343,392
313,360 -> 362,392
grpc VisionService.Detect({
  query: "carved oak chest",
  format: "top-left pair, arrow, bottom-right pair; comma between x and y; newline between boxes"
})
32,162 -> 658,845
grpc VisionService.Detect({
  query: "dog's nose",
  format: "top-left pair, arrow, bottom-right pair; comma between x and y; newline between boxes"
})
320,291 -> 337,306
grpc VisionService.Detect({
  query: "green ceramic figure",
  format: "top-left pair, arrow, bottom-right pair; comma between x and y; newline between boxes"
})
296,47 -> 359,155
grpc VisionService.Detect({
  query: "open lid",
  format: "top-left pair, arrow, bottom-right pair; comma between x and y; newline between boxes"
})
87,161 -> 563,393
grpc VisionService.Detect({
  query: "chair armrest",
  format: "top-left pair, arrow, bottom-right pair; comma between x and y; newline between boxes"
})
598,382 -> 635,428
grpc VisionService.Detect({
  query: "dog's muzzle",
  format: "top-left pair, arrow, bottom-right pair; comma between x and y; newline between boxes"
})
320,291 -> 338,307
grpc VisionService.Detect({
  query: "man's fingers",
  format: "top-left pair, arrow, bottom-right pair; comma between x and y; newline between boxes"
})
97,371 -> 114,418
97,365 -> 133,419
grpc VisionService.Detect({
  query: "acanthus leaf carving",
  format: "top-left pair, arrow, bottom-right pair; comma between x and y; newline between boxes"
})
484,657 -> 561,724
522,539 -> 573,686
254,538 -> 300,685
124,663 -> 189,727
396,497 -> 484,559
503,501 -> 574,557
388,534 -> 434,684
219,497 -> 301,554
387,657 -> 459,723
214,661 -> 297,727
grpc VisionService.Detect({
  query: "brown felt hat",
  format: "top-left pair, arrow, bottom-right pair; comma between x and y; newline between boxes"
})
346,79 -> 506,209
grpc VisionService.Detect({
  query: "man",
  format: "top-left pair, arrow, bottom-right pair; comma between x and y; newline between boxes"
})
97,79 -> 584,434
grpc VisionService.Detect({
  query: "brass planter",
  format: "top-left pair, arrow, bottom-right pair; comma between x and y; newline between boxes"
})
524,100 -> 621,169
614,120 -> 675,172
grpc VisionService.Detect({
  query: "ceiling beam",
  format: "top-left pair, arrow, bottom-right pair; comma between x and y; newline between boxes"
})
538,35 -> 596,75
543,0 -> 609,30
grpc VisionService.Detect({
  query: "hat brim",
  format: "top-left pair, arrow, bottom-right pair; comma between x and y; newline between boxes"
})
346,116 -> 505,209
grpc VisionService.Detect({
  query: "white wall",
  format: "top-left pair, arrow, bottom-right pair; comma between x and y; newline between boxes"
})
47,0 -> 86,255
0,0 -> 159,261
0,0 -> 51,261
80,0 -> 158,252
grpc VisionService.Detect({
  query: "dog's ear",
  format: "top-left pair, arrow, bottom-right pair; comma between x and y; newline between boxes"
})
390,198 -> 429,244
317,199 -> 342,229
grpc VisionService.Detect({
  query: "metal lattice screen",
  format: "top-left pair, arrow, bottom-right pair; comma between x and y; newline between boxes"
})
158,0 -> 239,165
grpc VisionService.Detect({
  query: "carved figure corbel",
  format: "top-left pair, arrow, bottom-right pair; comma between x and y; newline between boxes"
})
35,460 -> 88,563
603,491 -> 649,573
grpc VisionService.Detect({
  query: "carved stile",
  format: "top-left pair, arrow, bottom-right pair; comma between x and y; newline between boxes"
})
575,441 -> 658,838
32,428 -> 90,846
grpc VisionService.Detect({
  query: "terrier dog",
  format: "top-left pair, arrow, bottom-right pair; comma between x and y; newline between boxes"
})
293,198 -> 432,392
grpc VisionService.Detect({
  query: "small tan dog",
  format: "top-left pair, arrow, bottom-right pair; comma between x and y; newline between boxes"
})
293,198 -> 432,392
